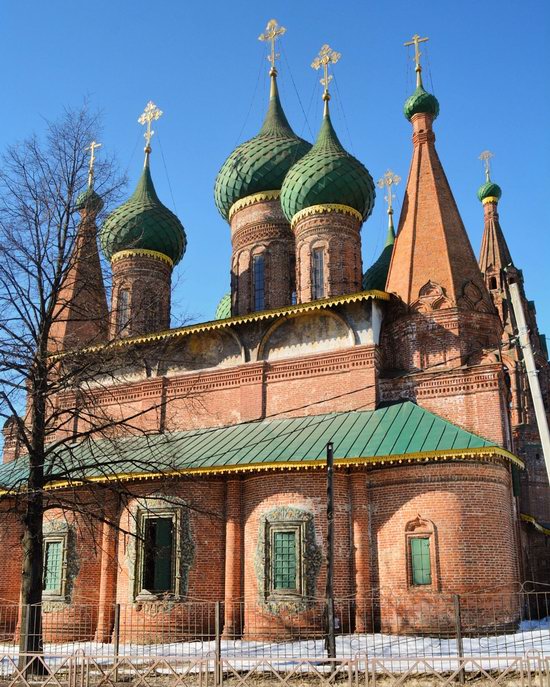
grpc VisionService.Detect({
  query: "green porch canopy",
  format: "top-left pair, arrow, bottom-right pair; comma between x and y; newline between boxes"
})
0,402 -> 520,492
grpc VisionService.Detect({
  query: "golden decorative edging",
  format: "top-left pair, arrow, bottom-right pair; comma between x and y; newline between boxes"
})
71,289 -> 389,355
0,445 -> 521,496
111,249 -> 174,268
228,190 -> 281,221
291,203 -> 363,229
520,513 -> 550,536
482,196 -> 500,205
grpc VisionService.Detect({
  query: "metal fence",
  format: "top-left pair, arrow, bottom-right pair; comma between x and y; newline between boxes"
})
0,591 -> 547,666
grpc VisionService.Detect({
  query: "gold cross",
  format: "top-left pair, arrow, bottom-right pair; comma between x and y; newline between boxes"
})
479,150 -> 494,182
312,44 -> 341,100
85,140 -> 102,190
138,101 -> 163,151
377,170 -> 401,214
258,19 -> 286,74
404,34 -> 429,73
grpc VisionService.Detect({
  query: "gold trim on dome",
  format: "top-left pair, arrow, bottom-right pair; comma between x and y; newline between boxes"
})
228,190 -> 281,221
111,249 -> 174,268
291,204 -> 363,229
0,445 -> 522,496
482,196 -> 500,205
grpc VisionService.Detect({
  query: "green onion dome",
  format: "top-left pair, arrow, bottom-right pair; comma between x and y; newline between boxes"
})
403,85 -> 440,121
214,75 -> 312,220
362,215 -> 395,291
75,187 -> 104,213
215,292 -> 231,320
477,180 -> 502,202
280,106 -> 375,223
101,159 -> 186,264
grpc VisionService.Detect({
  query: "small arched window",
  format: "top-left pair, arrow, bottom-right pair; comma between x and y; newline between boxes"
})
252,254 -> 265,311
116,288 -> 130,334
489,276 -> 498,290
311,247 -> 325,300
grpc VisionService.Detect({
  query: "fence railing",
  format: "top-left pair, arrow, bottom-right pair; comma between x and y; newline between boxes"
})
1,590 -> 548,664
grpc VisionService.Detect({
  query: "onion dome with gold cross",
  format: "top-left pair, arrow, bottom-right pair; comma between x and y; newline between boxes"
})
403,34 -> 439,121
101,103 -> 186,265
75,141 -> 104,213
477,151 -> 502,203
281,45 -> 375,225
214,20 -> 311,221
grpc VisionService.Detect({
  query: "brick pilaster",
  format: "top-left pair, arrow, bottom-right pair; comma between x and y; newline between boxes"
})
350,471 -> 371,632
95,507 -> 120,642
223,479 -> 243,637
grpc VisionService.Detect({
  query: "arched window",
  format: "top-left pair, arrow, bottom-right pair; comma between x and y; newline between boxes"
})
489,276 -> 498,290
252,254 -> 265,311
116,288 -> 130,334
312,247 -> 325,299
405,516 -> 438,589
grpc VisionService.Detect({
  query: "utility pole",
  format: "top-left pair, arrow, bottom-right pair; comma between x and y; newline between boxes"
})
325,441 -> 336,659
508,282 -> 550,481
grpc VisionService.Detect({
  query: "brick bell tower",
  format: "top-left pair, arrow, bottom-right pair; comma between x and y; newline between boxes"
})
101,102 -> 186,338
214,20 -> 311,317
280,45 -> 375,303
383,37 -> 502,376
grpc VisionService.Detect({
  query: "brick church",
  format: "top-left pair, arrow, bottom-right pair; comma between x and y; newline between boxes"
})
1,28 -> 549,642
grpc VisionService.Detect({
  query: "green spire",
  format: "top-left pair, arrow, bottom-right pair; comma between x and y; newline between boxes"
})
214,72 -> 311,220
101,156 -> 186,264
280,101 -> 375,222
362,211 -> 395,291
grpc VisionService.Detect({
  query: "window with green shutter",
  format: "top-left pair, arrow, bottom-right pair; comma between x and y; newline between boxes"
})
410,537 -> 432,586
43,539 -> 64,596
272,531 -> 297,590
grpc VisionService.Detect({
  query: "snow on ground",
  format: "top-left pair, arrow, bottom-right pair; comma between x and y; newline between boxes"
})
0,618 -> 548,675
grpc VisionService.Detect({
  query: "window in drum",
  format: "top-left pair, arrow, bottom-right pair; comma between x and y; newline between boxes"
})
253,254 -> 265,311
116,288 -> 130,334
409,537 -> 432,586
312,248 -> 325,299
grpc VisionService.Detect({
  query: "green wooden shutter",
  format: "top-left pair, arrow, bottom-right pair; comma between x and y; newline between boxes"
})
273,531 -> 297,590
154,518 -> 173,592
410,537 -> 431,585
44,541 -> 62,593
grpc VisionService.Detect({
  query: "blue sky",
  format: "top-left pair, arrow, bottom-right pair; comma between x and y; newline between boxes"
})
2,0 -> 549,335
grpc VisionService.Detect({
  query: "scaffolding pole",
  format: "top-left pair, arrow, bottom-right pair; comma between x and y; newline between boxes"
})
508,282 -> 550,482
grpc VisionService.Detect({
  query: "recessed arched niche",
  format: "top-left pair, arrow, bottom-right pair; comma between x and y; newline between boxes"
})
259,311 -> 354,362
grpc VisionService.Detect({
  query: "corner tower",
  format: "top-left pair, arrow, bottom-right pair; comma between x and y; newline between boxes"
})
214,20 -> 311,316
101,102 -> 186,338
383,35 -> 501,373
281,45 -> 375,302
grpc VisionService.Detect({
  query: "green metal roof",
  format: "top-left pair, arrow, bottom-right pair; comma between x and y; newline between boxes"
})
281,106 -> 375,223
101,158 -> 186,264
0,402 -> 520,492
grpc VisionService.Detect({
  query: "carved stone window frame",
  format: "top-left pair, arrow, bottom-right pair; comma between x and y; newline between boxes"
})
129,496 -> 195,604
265,520 -> 306,600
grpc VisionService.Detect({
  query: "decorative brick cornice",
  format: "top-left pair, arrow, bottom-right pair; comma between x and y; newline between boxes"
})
228,190 -> 281,221
291,204 -> 363,229
111,249 -> 174,268
232,223 -> 292,252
